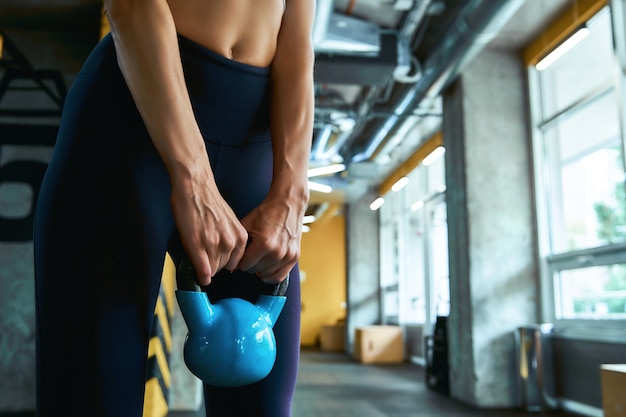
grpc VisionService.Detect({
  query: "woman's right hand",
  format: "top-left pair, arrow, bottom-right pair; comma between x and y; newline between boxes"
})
169,164 -> 248,286
104,1 -> 248,285
104,1 -> 248,286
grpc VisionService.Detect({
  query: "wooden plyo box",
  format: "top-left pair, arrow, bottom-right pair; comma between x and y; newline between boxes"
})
354,325 -> 404,364
320,324 -> 346,352
601,364 -> 626,417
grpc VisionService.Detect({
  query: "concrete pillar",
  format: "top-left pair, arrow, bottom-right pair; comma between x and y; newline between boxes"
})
443,48 -> 539,407
345,193 -> 380,353
0,144 -> 52,411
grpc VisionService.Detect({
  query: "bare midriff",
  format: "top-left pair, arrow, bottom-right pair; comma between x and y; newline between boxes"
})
167,0 -> 285,67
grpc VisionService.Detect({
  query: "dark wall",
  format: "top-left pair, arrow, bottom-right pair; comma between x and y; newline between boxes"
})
0,26 -> 96,411
554,336 -> 626,409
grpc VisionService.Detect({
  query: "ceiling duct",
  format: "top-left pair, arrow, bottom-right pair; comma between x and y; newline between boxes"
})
315,32 -> 401,86
315,13 -> 381,55
312,0 -> 412,86
313,0 -> 380,55
346,0 -> 526,163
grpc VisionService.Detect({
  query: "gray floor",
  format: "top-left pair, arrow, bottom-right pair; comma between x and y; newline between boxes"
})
171,348 -> 576,417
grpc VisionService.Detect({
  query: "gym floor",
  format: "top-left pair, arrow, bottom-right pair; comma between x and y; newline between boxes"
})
171,348 -> 578,417
0,349 -> 578,417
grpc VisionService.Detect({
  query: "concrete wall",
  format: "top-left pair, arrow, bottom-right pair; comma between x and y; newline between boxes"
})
345,193 -> 381,353
443,47 -> 539,408
0,144 -> 53,411
0,29 -> 92,412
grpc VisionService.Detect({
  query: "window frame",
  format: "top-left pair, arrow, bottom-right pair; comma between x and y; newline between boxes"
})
527,1 -> 626,342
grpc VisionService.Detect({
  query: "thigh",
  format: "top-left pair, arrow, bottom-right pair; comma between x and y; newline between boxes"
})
34,90 -> 175,416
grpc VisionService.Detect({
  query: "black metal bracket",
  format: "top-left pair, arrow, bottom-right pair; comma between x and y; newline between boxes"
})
0,29 -> 66,117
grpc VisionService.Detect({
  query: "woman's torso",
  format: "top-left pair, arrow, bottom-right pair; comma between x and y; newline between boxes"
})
167,0 -> 285,67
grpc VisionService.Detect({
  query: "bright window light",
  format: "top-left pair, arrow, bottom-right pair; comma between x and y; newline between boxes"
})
308,164 -> 346,177
536,26 -> 590,71
410,200 -> 424,211
369,197 -> 385,211
391,176 -> 409,192
308,181 -> 333,193
422,146 -> 445,166
303,215 -> 316,224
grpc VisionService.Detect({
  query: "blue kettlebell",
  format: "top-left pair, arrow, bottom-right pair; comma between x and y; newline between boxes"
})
175,257 -> 288,387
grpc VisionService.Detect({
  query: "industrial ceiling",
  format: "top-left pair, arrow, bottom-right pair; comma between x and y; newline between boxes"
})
0,0 -> 573,212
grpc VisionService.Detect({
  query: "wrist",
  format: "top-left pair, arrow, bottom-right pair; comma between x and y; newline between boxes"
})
267,179 -> 309,210
168,153 -> 216,191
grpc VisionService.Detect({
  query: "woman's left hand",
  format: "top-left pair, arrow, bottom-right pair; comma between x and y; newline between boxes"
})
237,194 -> 305,284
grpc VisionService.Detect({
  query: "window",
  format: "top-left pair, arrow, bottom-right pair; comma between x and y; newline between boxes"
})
528,5 -> 626,336
379,139 -> 448,328
555,263 -> 626,319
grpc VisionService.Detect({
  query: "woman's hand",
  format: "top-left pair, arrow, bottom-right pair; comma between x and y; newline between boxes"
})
238,193 -> 306,284
170,165 -> 248,286
238,0 -> 315,284
105,1 -> 250,285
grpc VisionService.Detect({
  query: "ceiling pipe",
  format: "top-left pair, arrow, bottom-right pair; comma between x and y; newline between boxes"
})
398,0 -> 433,45
312,124 -> 334,160
347,0 -> 526,163
312,0 -> 334,48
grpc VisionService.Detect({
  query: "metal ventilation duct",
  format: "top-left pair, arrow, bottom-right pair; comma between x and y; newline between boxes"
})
346,0 -> 526,163
312,0 -> 415,86
315,13 -> 381,55
314,32 -> 400,86
313,0 -> 380,55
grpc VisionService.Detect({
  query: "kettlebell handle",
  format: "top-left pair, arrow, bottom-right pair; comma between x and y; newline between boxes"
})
176,257 -> 201,292
176,257 -> 289,296
267,274 -> 289,296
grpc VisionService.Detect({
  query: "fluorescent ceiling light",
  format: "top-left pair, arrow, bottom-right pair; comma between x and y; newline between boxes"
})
391,176 -> 409,192
422,146 -> 445,166
303,215 -> 316,224
308,181 -> 333,193
410,200 -> 424,211
338,118 -> 356,131
369,197 -> 384,211
536,26 -> 590,71
308,163 -> 346,177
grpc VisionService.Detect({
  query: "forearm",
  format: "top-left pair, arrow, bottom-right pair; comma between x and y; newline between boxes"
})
104,0 -> 212,185
268,0 -> 315,209
238,53 -> 314,279
268,58 -> 314,207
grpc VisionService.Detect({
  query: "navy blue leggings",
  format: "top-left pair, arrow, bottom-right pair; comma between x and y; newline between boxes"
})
33,34 -> 301,417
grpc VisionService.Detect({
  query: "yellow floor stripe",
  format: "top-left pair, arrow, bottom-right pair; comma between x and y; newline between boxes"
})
162,254 -> 177,318
155,295 -> 172,352
144,257 -> 175,417
148,336 -> 171,388
143,378 -> 168,417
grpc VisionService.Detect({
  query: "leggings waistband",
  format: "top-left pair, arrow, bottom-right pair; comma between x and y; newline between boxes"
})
177,34 -> 270,77
78,33 -> 272,146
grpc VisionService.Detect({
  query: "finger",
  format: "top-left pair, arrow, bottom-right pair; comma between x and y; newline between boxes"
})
238,240 -> 268,272
224,243 -> 246,272
257,261 -> 294,285
188,250 -> 213,286
212,250 -> 237,277
243,237 -> 294,273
